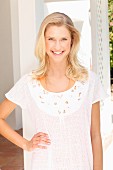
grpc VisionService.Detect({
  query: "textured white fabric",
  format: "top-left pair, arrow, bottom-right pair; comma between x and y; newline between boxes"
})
5,71 -> 107,170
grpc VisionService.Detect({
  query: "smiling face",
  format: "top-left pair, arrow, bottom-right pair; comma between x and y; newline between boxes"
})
45,25 -> 72,63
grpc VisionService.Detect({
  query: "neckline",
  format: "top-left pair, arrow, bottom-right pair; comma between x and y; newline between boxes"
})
37,79 -> 78,95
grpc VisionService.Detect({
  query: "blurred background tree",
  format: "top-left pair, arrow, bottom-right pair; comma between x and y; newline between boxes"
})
108,0 -> 113,78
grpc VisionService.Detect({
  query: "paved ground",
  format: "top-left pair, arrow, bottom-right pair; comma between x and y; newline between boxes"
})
0,129 -> 24,170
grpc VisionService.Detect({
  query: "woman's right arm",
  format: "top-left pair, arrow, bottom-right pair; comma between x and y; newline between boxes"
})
0,98 -> 51,151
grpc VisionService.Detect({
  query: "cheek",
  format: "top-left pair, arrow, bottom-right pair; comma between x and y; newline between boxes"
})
45,42 -> 53,50
45,43 -> 50,51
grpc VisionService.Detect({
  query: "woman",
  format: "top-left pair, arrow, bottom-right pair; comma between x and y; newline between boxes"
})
0,12 -> 106,170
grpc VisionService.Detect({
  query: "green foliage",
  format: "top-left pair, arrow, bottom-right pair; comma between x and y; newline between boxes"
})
108,0 -> 113,72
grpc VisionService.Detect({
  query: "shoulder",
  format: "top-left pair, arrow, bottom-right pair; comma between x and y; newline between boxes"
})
88,70 -> 97,78
19,72 -> 33,83
22,72 -> 40,89
13,72 -> 34,89
88,70 -> 98,82
85,70 -> 100,90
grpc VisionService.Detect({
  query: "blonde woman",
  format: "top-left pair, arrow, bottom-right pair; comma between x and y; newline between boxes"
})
0,12 -> 106,170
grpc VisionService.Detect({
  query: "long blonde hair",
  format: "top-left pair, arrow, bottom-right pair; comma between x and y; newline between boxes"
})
32,12 -> 88,81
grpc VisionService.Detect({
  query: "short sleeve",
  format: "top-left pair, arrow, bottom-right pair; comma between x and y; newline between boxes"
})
92,73 -> 108,104
5,74 -> 28,109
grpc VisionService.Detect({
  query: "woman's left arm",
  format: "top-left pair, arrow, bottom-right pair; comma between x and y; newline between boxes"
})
91,101 -> 103,170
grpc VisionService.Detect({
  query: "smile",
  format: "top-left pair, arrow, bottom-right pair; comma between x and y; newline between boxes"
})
52,51 -> 64,55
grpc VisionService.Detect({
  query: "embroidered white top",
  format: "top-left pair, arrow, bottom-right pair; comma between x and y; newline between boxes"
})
5,71 -> 107,170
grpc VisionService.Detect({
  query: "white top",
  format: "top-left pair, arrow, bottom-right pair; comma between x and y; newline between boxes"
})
5,71 -> 107,170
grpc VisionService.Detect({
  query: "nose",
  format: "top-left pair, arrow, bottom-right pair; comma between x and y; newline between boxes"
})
54,40 -> 61,50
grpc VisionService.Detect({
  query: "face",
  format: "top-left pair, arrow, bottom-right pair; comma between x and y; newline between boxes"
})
45,25 -> 72,63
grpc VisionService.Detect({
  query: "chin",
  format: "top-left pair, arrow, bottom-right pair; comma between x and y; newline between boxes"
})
48,54 -> 69,62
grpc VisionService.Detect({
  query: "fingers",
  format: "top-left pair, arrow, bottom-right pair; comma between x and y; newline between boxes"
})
31,132 -> 51,150
32,137 -> 51,145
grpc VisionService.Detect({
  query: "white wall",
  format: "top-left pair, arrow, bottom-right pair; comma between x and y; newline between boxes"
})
18,0 -> 38,76
0,0 -> 16,129
10,0 -> 22,130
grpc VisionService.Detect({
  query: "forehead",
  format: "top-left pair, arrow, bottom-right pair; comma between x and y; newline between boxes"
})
45,25 -> 71,37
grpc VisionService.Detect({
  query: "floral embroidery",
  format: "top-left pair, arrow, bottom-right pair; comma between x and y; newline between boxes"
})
28,79 -> 88,116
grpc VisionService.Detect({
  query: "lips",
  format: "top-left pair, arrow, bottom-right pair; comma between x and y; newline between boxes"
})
52,51 -> 64,55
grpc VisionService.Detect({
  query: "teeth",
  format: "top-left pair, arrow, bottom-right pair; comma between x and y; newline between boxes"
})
53,51 -> 62,54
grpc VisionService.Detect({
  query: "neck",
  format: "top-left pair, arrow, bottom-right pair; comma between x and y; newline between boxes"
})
47,60 -> 68,78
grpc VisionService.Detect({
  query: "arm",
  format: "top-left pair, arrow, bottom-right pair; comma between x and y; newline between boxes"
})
91,101 -> 103,170
0,98 -> 51,151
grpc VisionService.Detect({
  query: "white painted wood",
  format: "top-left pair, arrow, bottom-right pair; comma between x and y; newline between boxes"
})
17,1 -> 45,169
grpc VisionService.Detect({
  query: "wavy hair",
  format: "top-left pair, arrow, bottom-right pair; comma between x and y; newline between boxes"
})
32,12 -> 88,82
